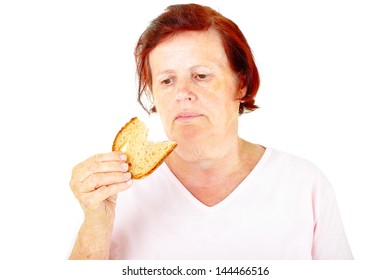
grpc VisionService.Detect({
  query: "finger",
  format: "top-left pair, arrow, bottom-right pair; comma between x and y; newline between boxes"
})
80,181 -> 133,213
70,152 -> 128,193
81,171 -> 132,192
81,161 -> 130,182
89,152 -> 127,163
94,181 -> 133,201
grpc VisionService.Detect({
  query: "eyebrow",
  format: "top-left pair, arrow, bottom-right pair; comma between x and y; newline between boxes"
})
154,70 -> 175,80
155,65 -> 215,76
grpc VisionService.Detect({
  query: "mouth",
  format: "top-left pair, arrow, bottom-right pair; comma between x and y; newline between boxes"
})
175,113 -> 203,121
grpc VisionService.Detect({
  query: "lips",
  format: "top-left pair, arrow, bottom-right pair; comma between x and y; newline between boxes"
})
175,113 -> 203,120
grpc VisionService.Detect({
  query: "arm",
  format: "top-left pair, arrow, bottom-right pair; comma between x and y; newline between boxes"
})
68,152 -> 132,260
69,219 -> 114,260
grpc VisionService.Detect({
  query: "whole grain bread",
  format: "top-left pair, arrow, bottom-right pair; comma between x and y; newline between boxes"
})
112,117 -> 177,179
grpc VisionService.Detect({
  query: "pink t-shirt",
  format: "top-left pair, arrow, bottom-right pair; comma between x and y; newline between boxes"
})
110,147 -> 353,259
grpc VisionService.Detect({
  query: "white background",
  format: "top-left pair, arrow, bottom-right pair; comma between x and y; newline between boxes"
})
1,0 -> 389,279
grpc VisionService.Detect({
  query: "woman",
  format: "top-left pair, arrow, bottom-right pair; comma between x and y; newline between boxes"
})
69,4 -> 352,260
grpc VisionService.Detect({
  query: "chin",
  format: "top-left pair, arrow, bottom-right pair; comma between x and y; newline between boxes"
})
175,128 -> 208,144
171,123 -> 204,140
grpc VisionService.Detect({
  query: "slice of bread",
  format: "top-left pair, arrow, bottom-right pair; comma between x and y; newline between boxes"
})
112,117 -> 177,179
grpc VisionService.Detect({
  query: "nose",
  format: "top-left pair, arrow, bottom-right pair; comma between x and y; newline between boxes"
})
175,78 -> 195,102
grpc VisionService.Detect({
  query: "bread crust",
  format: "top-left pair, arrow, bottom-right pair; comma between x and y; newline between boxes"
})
112,117 -> 138,152
112,117 -> 176,179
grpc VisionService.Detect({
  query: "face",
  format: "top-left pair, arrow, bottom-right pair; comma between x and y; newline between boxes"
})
149,30 -> 246,160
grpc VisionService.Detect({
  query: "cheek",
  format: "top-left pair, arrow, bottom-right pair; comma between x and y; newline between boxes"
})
152,89 -> 166,110
153,93 -> 174,126
206,80 -> 240,109
154,96 -> 173,118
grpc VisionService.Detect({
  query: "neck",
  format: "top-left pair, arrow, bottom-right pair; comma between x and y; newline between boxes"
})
165,137 -> 264,206
165,137 -> 248,188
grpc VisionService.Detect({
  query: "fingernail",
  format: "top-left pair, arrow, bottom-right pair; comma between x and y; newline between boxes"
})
126,180 -> 133,186
120,154 -> 127,161
123,172 -> 131,179
121,163 -> 129,171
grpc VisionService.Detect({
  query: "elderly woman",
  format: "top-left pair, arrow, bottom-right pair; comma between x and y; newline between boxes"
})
69,4 -> 352,260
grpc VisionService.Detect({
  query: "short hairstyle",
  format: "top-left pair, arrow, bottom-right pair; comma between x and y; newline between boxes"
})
135,3 -> 260,114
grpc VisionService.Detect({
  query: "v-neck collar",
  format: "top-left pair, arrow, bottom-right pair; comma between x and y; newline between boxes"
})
160,147 -> 272,212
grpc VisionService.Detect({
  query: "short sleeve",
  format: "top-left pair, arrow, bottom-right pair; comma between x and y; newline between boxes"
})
311,171 -> 353,259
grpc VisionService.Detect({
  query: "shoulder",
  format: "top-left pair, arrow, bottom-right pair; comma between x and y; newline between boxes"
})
265,147 -> 322,175
262,147 -> 333,191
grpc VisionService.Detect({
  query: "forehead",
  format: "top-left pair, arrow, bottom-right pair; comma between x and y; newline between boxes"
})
160,29 -> 222,45
148,29 -> 228,69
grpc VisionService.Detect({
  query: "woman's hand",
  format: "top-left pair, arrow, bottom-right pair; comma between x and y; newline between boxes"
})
70,152 -> 133,227
69,152 -> 132,259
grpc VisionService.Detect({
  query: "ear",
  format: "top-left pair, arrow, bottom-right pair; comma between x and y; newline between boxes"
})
238,78 -> 247,100
239,86 -> 247,99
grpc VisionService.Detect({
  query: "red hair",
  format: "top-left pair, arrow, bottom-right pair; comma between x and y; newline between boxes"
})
135,3 -> 260,114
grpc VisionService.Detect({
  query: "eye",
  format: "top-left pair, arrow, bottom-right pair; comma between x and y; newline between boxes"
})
161,78 -> 172,85
195,74 -> 208,80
